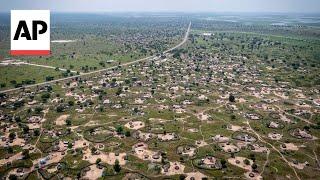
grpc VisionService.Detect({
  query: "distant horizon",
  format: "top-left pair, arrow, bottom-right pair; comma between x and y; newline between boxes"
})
1,11 -> 320,15
1,0 -> 319,14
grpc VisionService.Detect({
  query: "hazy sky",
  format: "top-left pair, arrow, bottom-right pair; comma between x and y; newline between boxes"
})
1,0 -> 319,13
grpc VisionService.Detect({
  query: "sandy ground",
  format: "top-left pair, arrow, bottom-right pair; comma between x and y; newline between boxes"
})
292,129 -> 318,140
244,171 -> 263,180
0,152 -> 23,166
268,132 -> 283,140
106,141 -> 121,148
157,104 -> 169,109
28,116 -> 42,123
228,104 -> 239,111
95,143 -> 105,150
92,127 -> 113,136
161,161 -> 185,176
174,108 -> 186,114
295,93 -> 306,99
251,103 -> 273,111
213,135 -> 230,143
0,133 -> 26,147
313,99 -> 320,106
32,151 -> 67,170
245,113 -> 260,120
185,172 -> 207,180
132,143 -> 161,162
188,128 -> 199,133
134,98 -> 144,104
76,108 -> 85,113
296,102 -> 311,108
73,139 -> 90,149
6,168 -> 32,179
47,166 -> 57,173
252,92 -> 262,99
124,121 -> 145,130
195,140 -> 208,147
55,114 -> 70,126
279,114 -> 291,123
134,131 -> 154,141
198,95 -> 208,100
157,133 -> 177,141
220,94 -> 229,99
289,161 -> 308,170
179,146 -> 197,157
227,125 -> 243,131
196,112 -> 211,121
46,151 -> 66,165
202,156 -> 217,166
280,143 -> 299,151
83,165 -> 103,180
228,156 -> 253,171
83,149 -> 126,165
27,123 -> 41,129
236,141 -> 251,149
269,121 -> 280,128
238,98 -> 247,103
250,144 -> 269,153
219,143 -> 240,153
56,141 -> 67,152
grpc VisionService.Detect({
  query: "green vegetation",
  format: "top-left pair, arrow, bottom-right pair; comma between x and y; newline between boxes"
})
0,12 -> 319,179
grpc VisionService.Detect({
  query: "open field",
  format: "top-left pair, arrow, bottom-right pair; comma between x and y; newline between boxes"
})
0,13 -> 187,90
0,66 -> 62,89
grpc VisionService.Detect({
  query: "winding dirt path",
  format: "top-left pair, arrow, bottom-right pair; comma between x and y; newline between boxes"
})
245,120 -> 301,180
1,22 -> 191,94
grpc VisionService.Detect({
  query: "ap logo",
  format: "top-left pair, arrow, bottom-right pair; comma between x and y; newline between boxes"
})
11,10 -> 50,56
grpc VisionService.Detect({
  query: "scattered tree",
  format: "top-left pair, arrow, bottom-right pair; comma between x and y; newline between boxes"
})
229,94 -> 235,103
8,174 -> 18,180
7,146 -> 14,154
125,131 -> 131,137
114,159 -> 121,172
9,132 -> 16,140
244,159 -> 250,165
221,158 -> 227,168
179,174 -> 186,180
22,149 -> 30,159
96,158 -> 102,164
252,163 -> 258,172
116,125 -> 123,134
34,129 -> 40,136
66,119 -> 72,126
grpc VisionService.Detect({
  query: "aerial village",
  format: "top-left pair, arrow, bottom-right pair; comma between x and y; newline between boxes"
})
0,13 -> 320,180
